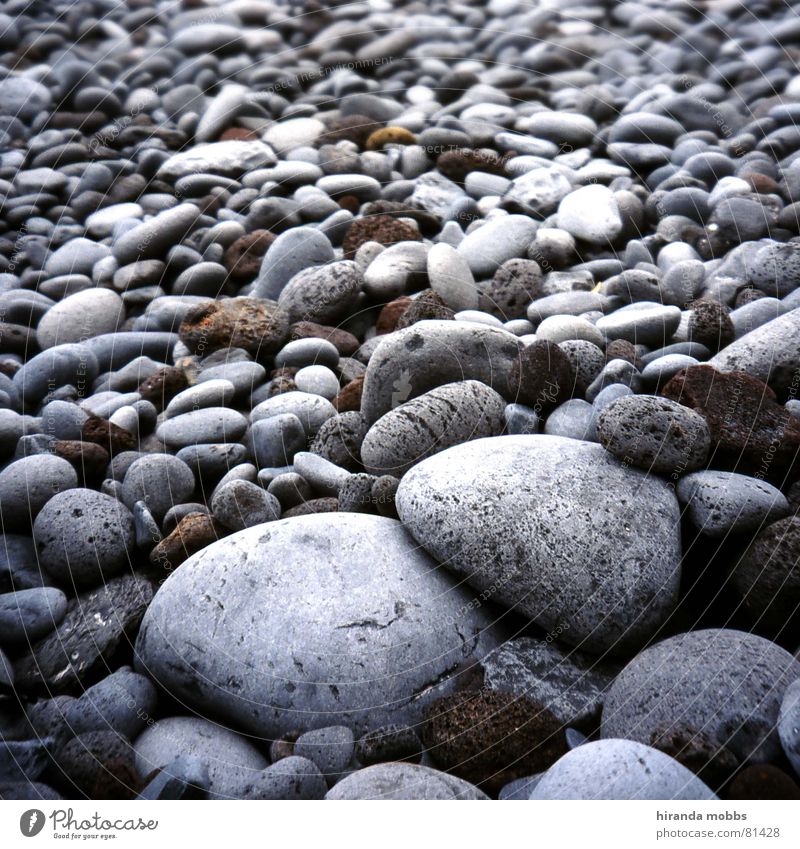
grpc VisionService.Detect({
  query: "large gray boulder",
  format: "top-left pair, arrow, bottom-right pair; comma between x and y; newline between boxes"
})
601,629 -> 800,764
135,514 -> 500,737
395,434 -> 682,654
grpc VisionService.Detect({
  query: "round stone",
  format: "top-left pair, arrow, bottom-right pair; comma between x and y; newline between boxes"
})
596,394 -> 711,477
134,514 -> 500,737
530,740 -> 717,800
601,629 -> 800,764
211,479 -> 282,531
277,260 -> 362,325
325,763 -> 488,800
0,455 -> 78,528
155,408 -> 249,449
556,185 -> 623,244
120,454 -> 195,521
33,489 -> 135,586
0,587 -> 68,643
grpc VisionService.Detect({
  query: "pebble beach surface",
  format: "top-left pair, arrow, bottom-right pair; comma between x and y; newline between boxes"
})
1,0 -> 800,802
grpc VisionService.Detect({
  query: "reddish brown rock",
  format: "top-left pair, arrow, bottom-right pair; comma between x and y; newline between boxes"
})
137,366 -> 189,412
421,690 -> 567,794
342,215 -> 422,259
223,230 -> 276,281
396,290 -> 454,330
661,365 -> 800,483
363,200 -> 439,237
726,765 -> 800,800
376,297 -> 412,335
54,439 -> 109,483
82,415 -> 137,454
332,375 -> 364,413
289,321 -> 360,356
178,298 -> 289,357
149,512 -> 226,573
605,338 -> 642,369
282,498 -> 338,518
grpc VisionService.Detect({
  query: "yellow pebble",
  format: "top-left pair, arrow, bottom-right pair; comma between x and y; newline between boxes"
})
365,126 -> 417,150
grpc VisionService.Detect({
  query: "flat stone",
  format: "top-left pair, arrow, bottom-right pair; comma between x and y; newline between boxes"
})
709,309 -> 800,394
426,243 -> 478,311
596,302 -> 682,346
277,261 -> 362,325
557,185 -> 623,244
482,638 -> 620,729
0,587 -> 67,643
157,141 -> 276,180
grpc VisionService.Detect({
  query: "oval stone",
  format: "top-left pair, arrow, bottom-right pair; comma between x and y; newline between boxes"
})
395,434 -> 682,654
134,513 -> 499,737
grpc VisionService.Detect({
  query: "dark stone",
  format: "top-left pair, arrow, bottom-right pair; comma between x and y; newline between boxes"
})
731,516 -> 800,633
508,339 -> 575,411
317,114 -> 384,149
223,230 -> 276,281
726,765 -> 800,800
688,299 -> 735,353
309,412 -> 366,471
372,475 -> 399,519
179,298 -> 290,357
396,290 -> 454,330
55,731 -> 140,800
355,725 -> 422,766
421,690 -> 567,795
137,367 -> 189,412
13,575 -> 154,695
661,365 -> 800,483
605,339 -> 643,369
437,148 -> 508,183
332,375 -> 364,413
53,440 -> 109,484
342,215 -> 421,259
81,416 -> 137,455
376,297 -> 412,334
